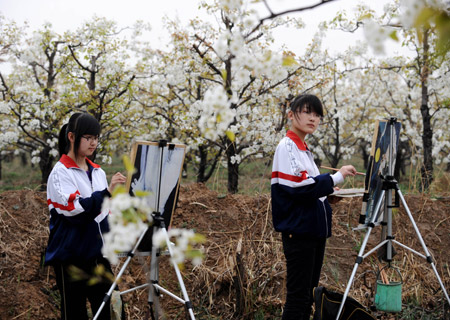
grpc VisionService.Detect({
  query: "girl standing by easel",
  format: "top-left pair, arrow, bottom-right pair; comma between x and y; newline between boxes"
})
271,95 -> 357,320
45,112 -> 126,320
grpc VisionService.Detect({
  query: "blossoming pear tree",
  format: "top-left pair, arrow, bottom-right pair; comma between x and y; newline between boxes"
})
0,17 -> 150,185
0,23 -> 72,186
0,14 -> 25,179
328,0 -> 450,189
133,0 -> 340,193
63,16 -> 146,163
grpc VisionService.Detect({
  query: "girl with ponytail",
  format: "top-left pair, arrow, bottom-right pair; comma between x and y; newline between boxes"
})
45,112 -> 126,320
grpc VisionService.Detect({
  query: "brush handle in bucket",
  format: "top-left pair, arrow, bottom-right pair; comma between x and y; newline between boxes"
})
375,265 -> 402,312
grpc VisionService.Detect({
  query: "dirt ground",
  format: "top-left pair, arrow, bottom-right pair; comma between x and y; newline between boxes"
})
0,183 -> 449,319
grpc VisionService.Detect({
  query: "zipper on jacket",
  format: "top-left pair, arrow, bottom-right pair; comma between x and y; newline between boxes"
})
87,166 -> 104,244
98,222 -> 105,246
322,202 -> 329,237
86,166 -> 94,192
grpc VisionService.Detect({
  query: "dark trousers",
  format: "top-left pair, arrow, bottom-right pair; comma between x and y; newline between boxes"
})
281,233 -> 326,320
53,257 -> 113,320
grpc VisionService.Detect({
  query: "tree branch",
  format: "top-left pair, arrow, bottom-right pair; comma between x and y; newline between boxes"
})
249,0 -> 339,37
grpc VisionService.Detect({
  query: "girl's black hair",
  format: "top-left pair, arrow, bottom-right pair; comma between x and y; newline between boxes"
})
290,94 -> 324,117
58,113 -> 101,158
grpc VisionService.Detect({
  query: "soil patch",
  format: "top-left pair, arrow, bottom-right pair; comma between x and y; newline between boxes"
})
0,184 -> 449,319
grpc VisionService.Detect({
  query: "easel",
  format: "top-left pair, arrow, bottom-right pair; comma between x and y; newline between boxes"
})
335,118 -> 450,320
94,140 -> 195,320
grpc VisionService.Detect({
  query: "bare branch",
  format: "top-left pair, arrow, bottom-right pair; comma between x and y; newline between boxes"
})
249,0 -> 339,37
68,44 -> 91,72
192,37 -> 223,77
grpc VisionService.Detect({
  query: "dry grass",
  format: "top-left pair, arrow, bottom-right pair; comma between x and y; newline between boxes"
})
0,184 -> 449,319
175,190 -> 450,319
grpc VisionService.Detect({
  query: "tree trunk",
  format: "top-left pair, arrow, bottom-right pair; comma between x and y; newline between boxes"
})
330,116 -> 340,169
360,142 -> 370,171
226,138 -> 239,194
329,157 -> 339,170
21,152 -> 27,166
196,145 -> 222,183
420,29 -> 433,191
39,146 -> 55,190
420,102 -> 433,190
394,141 -> 410,180
394,143 -> 403,180
197,145 -> 208,183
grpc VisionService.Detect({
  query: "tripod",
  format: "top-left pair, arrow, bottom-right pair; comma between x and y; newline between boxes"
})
94,140 -> 195,320
335,119 -> 450,320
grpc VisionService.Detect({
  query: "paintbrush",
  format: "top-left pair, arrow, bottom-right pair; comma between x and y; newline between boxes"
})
320,165 -> 366,176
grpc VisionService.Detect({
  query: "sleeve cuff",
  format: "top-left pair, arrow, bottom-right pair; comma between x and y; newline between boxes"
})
331,172 -> 344,186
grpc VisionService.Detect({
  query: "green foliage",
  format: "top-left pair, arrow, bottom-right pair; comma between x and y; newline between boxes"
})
2,151 -> 448,196
0,157 -> 41,192
282,54 -> 297,67
183,157 -> 273,195
415,7 -> 450,55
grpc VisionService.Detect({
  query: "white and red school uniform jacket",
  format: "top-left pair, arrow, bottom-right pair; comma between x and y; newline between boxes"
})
271,130 -> 341,238
45,154 -> 110,264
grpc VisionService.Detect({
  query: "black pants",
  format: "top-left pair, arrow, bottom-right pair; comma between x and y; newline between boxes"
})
281,233 -> 326,320
53,257 -> 113,320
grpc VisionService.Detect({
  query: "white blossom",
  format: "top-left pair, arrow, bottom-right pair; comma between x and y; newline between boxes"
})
50,149 -> 59,158
31,156 -> 40,165
230,154 -> 241,164
152,228 -> 204,266
101,155 -> 113,165
101,193 -> 153,264
364,20 -> 388,55
198,86 -> 236,140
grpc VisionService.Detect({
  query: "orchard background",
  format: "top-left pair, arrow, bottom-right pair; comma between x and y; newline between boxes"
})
0,0 -> 449,194
0,0 -> 449,319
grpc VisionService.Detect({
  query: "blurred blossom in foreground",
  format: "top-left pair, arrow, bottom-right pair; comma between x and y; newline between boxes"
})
401,0 -> 427,27
102,192 -> 153,264
363,0 -> 449,54
364,20 -> 389,55
102,158 -> 205,267
153,228 -> 205,268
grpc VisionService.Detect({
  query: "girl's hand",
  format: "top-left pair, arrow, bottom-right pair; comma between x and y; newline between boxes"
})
108,172 -> 127,194
339,165 -> 357,179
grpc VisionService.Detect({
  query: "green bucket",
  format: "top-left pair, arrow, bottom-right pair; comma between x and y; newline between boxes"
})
375,266 -> 402,313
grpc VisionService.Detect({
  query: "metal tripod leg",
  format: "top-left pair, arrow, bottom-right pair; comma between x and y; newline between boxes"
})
335,190 -> 386,320
158,225 -> 196,320
336,187 -> 450,320
93,227 -> 150,320
397,190 -> 450,305
148,225 -> 163,320
146,216 -> 195,320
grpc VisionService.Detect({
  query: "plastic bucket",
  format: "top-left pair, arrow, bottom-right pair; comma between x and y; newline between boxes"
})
375,266 -> 402,312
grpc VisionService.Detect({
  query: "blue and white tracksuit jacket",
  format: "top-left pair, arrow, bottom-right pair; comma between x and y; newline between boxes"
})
271,130 -> 343,238
45,154 -> 110,265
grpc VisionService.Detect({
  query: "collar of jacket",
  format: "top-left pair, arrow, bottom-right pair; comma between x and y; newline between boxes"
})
286,130 -> 309,151
59,154 -> 101,169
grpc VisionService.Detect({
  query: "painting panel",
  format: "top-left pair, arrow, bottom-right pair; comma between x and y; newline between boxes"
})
125,140 -> 186,251
361,119 -> 402,225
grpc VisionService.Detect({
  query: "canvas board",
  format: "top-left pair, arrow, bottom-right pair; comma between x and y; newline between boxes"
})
360,119 -> 402,225
125,140 -> 186,251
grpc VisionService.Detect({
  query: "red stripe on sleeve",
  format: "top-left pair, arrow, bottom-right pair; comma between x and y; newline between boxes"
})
272,171 -> 308,183
47,191 -> 80,212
